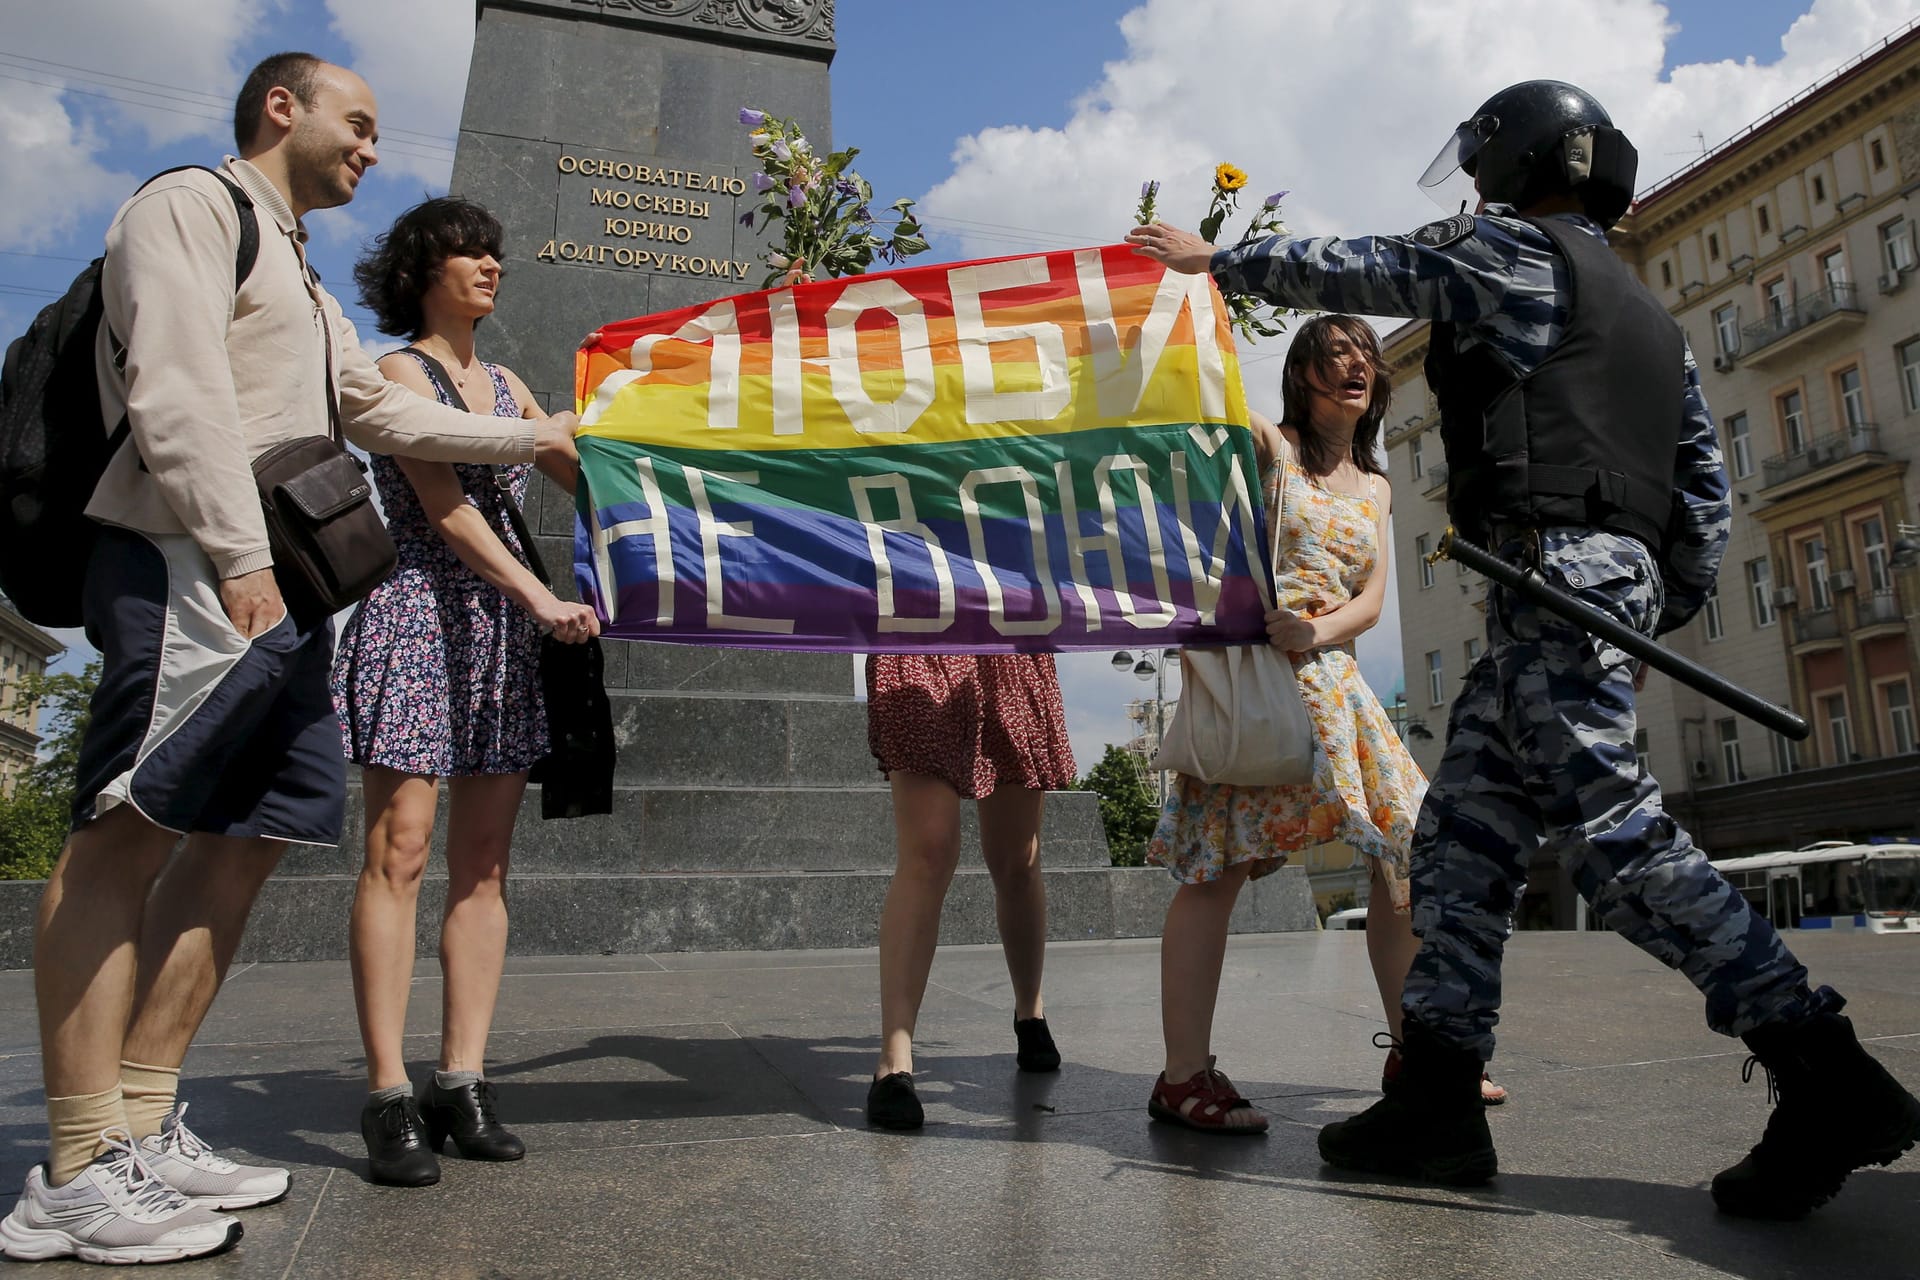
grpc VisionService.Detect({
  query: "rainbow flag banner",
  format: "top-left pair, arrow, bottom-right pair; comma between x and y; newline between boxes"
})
572,245 -> 1272,651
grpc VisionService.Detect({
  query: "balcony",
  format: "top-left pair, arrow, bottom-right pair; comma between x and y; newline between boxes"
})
1740,284 -> 1866,367
1422,463 -> 1449,500
1857,587 -> 1907,631
1759,423 -> 1884,494
1792,607 -> 1841,648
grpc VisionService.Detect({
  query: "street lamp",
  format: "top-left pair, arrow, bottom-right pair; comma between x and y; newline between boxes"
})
1114,650 -> 1181,801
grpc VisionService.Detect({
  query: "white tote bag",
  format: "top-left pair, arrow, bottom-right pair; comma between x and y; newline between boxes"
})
1151,437 -> 1315,788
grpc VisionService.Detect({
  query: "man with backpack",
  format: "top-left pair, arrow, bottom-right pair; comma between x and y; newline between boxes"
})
0,52 -> 581,1265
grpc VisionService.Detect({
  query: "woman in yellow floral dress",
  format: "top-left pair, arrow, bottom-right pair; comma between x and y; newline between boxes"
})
1145,315 -> 1500,1135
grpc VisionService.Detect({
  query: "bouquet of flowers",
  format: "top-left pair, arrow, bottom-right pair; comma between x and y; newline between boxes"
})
738,107 -> 929,288
1137,164 -> 1292,342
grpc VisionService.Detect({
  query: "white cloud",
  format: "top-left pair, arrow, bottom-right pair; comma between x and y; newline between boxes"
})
323,0 -> 470,190
0,0 -> 272,251
922,0 -> 1915,760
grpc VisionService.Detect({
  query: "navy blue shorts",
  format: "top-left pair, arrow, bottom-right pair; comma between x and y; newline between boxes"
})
71,527 -> 346,844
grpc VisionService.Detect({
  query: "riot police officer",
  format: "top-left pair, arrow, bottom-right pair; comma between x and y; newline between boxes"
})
1129,79 -> 1919,1218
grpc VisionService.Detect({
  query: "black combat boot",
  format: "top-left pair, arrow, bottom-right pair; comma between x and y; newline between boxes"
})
1318,1022 -> 1496,1186
1712,1000 -> 1920,1219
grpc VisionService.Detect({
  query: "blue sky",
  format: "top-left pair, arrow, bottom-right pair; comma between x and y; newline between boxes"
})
1,0 -> 1911,767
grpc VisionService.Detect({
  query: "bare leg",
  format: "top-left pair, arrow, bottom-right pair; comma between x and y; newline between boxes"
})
1363,859 -> 1419,1044
348,768 -> 441,1091
1159,863 -> 1253,1083
121,833 -> 286,1071
976,785 -> 1047,1021
36,808 -> 180,1102
874,772 -> 963,1078
437,773 -> 525,1074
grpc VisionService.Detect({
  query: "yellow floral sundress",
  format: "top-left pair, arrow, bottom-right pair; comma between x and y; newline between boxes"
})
1145,454 -> 1424,911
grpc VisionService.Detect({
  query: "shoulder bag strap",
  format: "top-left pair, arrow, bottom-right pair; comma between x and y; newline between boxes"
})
396,346 -> 552,589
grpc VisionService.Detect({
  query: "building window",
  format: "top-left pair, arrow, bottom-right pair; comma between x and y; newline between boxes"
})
1763,276 -> 1790,323
1725,412 -> 1752,478
1822,692 -> 1854,765
1835,366 -> 1867,429
1757,204 -> 1772,235
1426,650 -> 1444,706
1770,731 -> 1798,776
1465,637 -> 1483,667
1859,515 -> 1891,594
1713,304 -> 1739,356
1702,584 -> 1724,641
1416,534 -> 1434,588
1747,557 -> 1775,627
1811,174 -> 1827,204
1660,260 -> 1673,288
1707,231 -> 1721,262
1802,536 -> 1831,612
1886,219 -> 1917,274
1820,247 -> 1847,293
1871,138 -> 1888,171
1409,432 -> 1424,480
1885,681 -> 1918,755
1778,389 -> 1807,454
1634,728 -> 1651,775
1898,338 -> 1920,412
1718,717 -> 1743,782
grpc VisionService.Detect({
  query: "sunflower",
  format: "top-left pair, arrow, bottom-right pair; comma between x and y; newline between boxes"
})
1214,163 -> 1248,192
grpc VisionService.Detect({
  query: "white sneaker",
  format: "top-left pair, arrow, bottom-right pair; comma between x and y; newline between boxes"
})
0,1128 -> 241,1264
140,1102 -> 291,1209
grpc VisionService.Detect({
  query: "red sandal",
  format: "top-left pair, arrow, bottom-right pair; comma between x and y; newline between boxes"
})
1147,1057 -> 1269,1134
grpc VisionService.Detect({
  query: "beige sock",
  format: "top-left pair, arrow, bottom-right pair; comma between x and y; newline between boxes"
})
47,1085 -> 126,1186
119,1061 -> 181,1143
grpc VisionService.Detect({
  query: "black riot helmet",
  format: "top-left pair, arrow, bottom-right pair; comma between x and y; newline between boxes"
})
1419,81 -> 1640,228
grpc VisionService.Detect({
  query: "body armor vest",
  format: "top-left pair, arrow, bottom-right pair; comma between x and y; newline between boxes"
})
1427,216 -> 1684,551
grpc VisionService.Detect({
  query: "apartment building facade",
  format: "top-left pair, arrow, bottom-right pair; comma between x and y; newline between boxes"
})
0,601 -> 64,797
1384,24 -> 1920,925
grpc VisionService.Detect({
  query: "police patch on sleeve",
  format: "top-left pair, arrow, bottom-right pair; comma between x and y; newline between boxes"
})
1410,213 -> 1476,249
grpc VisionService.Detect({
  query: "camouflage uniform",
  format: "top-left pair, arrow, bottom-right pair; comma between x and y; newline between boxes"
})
1213,209 -> 1826,1058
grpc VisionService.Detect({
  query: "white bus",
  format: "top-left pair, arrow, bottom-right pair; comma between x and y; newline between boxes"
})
1711,842 -> 1920,935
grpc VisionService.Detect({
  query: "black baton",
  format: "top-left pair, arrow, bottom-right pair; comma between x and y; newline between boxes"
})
1433,528 -> 1811,741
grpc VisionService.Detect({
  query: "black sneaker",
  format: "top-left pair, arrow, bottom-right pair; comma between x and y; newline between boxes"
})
1712,994 -> 1920,1219
866,1072 -> 924,1130
416,1078 -> 525,1163
361,1094 -> 440,1187
1015,1018 -> 1061,1073
1318,1022 -> 1497,1187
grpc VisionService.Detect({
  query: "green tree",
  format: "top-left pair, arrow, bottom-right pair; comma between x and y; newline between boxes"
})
1072,744 -> 1161,867
0,660 -> 98,880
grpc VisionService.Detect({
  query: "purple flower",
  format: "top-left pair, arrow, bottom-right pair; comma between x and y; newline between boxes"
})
1263,190 -> 1289,208
835,178 -> 860,198
854,204 -> 872,223
771,139 -> 791,163
1141,180 -> 1158,198
792,136 -> 809,152
788,183 -> 807,208
739,108 -> 766,126
752,172 -> 775,192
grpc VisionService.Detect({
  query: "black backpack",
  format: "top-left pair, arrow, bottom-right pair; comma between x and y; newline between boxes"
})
0,166 -> 259,627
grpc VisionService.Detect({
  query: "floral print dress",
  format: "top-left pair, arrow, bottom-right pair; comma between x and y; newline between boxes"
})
331,358 -> 548,776
1146,453 -> 1424,911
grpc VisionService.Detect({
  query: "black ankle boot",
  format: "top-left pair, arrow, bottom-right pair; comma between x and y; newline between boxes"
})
1015,1018 -> 1061,1073
361,1093 -> 441,1187
1318,1022 -> 1497,1186
866,1072 -> 924,1130
416,1077 -> 526,1163
1712,994 -> 1920,1219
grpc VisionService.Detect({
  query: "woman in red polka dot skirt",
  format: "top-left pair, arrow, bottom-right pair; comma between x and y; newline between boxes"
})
862,653 -> 1078,1130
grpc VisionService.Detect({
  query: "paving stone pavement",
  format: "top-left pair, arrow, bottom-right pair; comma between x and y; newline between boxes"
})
1,932 -> 1916,1278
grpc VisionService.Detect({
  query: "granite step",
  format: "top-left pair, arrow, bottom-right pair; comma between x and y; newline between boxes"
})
273,786 -> 1115,876
607,692 -> 877,787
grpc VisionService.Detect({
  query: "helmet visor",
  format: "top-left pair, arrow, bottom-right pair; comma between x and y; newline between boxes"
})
1418,115 -> 1498,214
